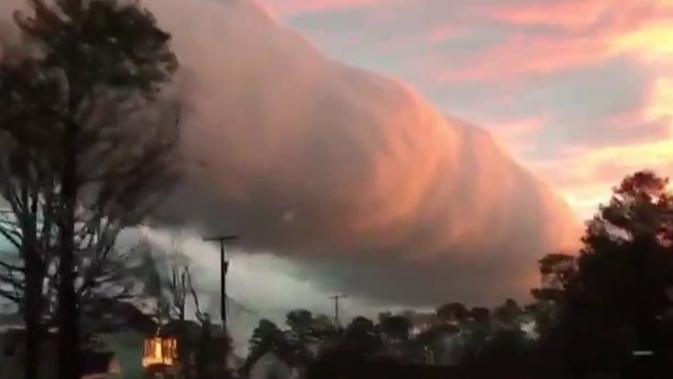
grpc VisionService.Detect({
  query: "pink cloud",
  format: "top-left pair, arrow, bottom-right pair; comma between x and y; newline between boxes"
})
430,0 -> 673,84
487,0 -> 614,31
486,0 -> 671,31
476,115 -> 544,141
499,116 -> 544,135
424,25 -> 465,46
437,34 -> 610,83
265,0 -> 386,17
254,0 -> 673,220
473,116 -> 546,159
144,0 -> 580,305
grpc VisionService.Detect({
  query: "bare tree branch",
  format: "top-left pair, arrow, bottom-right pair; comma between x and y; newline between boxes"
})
0,259 -> 23,272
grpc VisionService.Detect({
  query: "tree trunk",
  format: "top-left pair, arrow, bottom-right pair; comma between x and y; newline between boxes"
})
23,254 -> 43,379
23,306 -> 41,379
57,123 -> 80,379
196,320 -> 211,379
178,316 -> 191,379
23,187 -> 43,379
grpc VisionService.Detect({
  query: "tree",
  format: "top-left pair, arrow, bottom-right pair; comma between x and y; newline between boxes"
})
285,308 -> 320,370
377,313 -> 411,359
245,319 -> 293,372
530,253 -> 576,337
537,254 -> 577,293
558,171 -> 673,376
286,309 -> 314,343
134,243 -> 226,379
469,307 -> 491,326
461,325 -> 531,373
412,322 -> 459,364
0,1 -> 179,378
378,313 -> 410,342
137,245 -> 196,326
460,307 -> 492,359
306,316 -> 383,379
136,244 -> 199,378
310,313 -> 340,342
492,299 -> 522,331
343,316 -> 383,357
0,50 -> 147,379
436,302 -> 470,325
166,257 -> 197,379
0,46 -> 62,379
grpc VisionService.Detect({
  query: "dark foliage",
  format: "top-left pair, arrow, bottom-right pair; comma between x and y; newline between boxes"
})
541,171 -> 673,378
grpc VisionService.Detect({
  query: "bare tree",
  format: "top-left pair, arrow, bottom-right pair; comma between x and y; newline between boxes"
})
0,1 -> 179,379
0,49 -> 62,379
166,252 -> 197,379
0,77 -> 177,377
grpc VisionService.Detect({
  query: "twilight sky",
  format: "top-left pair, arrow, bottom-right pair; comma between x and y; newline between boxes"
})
258,0 -> 673,218
1,0 -> 672,349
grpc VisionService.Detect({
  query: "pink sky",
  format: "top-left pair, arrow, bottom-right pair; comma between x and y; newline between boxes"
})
260,0 -> 673,218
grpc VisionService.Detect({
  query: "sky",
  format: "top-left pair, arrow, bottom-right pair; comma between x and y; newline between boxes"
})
1,0 -> 672,350
257,0 -> 673,218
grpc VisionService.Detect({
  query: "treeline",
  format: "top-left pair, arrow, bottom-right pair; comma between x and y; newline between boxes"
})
243,171 -> 673,379
242,300 -> 531,379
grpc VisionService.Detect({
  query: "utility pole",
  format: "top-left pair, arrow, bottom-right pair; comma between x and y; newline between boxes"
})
330,294 -> 347,326
204,235 -> 238,329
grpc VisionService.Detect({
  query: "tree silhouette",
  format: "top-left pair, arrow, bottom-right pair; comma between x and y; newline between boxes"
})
436,302 -> 470,325
378,313 -> 411,342
286,309 -> 314,343
413,322 -> 459,365
0,43 -> 64,379
245,319 -> 294,373
0,1 -> 179,378
469,307 -> 491,326
492,299 -> 522,331
377,313 -> 411,360
530,253 -> 576,339
285,308 -> 324,371
558,171 -> 673,376
309,313 -> 340,342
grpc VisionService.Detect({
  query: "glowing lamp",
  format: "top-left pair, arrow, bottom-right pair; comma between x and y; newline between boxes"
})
142,336 -> 178,368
